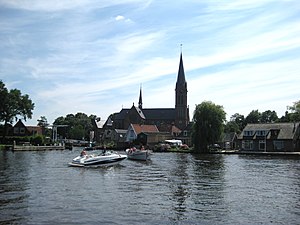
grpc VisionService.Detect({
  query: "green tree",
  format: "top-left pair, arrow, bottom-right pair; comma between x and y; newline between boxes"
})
224,121 -> 240,133
245,110 -> 261,124
53,112 -> 96,140
288,100 -> 300,122
37,116 -> 49,135
229,113 -> 246,132
261,110 -> 278,123
192,101 -> 226,153
0,80 -> 34,140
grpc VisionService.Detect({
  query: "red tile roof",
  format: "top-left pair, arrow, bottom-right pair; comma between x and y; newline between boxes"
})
131,124 -> 159,134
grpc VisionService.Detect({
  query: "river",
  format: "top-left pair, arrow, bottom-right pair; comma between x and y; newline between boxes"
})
0,148 -> 299,224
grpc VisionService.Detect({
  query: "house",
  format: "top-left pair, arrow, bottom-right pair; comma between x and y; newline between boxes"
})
221,132 -> 238,150
91,117 -> 105,144
137,131 -> 173,148
126,124 -> 159,143
238,123 -> 300,152
10,119 -> 43,136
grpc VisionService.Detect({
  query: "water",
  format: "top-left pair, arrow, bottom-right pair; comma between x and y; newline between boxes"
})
1,148 -> 300,224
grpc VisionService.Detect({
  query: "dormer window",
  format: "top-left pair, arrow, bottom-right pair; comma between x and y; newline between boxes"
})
256,130 -> 267,136
244,130 -> 254,136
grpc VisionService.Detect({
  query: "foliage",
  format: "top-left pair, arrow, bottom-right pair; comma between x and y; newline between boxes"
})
0,80 -> 34,140
30,135 -> 45,146
192,101 -> 226,153
225,113 -> 246,134
261,110 -> 278,123
53,112 -> 96,140
286,100 -> 300,122
37,116 -> 49,127
37,116 -> 51,136
245,110 -> 261,124
224,121 -> 240,134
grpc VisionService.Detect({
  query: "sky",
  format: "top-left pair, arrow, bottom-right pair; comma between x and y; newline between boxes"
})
0,0 -> 299,126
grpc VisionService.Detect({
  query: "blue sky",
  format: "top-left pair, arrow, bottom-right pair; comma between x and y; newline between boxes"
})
1,0 -> 299,125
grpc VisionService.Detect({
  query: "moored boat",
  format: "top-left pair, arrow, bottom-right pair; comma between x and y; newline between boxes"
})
69,150 -> 127,167
125,148 -> 152,161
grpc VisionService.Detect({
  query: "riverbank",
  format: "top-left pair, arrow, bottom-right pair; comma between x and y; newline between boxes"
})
212,149 -> 300,157
0,144 -> 65,151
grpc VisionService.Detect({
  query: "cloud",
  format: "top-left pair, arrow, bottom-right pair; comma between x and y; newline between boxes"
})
115,15 -> 125,21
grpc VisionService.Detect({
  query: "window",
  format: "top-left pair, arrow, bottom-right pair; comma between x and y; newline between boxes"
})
242,140 -> 253,150
257,130 -> 267,136
273,141 -> 284,151
244,130 -> 254,136
183,131 -> 188,137
259,140 -> 265,150
20,128 -> 25,134
14,127 -> 19,134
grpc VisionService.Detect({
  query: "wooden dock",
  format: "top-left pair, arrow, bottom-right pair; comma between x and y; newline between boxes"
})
13,145 -> 65,151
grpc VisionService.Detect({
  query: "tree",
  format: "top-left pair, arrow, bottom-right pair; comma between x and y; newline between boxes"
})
229,113 -> 246,132
53,112 -> 96,140
245,110 -> 261,124
37,116 -> 49,136
0,80 -> 34,140
224,121 -> 240,134
261,110 -> 278,123
192,101 -> 226,153
288,100 -> 300,122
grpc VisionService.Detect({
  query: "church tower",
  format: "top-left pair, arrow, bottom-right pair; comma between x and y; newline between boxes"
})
175,52 -> 189,130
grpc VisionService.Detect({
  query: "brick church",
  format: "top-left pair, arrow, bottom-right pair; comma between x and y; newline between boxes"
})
111,52 -> 189,130
100,53 -> 191,147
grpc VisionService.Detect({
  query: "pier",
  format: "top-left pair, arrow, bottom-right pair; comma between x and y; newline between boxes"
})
13,144 -> 65,151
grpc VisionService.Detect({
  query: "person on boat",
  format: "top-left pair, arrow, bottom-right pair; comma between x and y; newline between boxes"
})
80,150 -> 87,157
102,147 -> 106,155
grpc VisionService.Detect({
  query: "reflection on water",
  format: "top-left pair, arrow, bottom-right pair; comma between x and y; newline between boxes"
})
0,149 -> 300,224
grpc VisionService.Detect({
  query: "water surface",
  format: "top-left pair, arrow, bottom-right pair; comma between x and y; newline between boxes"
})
0,148 -> 299,224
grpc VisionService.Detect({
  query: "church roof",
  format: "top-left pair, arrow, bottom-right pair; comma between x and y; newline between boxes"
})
114,108 -> 175,121
142,108 -> 175,120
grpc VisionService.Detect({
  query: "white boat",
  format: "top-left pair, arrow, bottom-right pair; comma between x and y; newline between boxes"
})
125,148 -> 152,161
69,150 -> 127,167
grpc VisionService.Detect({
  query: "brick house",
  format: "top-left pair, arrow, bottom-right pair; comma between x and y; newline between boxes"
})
238,123 -> 300,152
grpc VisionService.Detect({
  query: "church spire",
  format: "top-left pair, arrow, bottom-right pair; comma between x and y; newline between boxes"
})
176,51 -> 187,91
138,84 -> 143,109
175,50 -> 189,130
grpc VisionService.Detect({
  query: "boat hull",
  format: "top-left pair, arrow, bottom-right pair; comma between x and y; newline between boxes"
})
126,149 -> 151,161
69,151 -> 127,167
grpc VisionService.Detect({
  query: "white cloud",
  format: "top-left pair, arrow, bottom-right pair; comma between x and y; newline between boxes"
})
115,15 -> 125,21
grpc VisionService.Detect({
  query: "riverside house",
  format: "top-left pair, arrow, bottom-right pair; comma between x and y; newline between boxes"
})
238,122 -> 300,152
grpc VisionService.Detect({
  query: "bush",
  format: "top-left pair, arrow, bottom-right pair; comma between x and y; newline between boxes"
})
31,135 -> 45,146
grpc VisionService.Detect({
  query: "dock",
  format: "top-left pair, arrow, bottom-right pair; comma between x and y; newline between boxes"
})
13,145 -> 65,151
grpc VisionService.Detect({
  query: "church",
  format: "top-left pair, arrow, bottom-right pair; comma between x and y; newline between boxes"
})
101,53 -> 191,147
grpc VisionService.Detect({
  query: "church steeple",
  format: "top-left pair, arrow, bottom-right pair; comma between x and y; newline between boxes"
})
138,84 -> 143,109
176,52 -> 187,91
175,51 -> 189,130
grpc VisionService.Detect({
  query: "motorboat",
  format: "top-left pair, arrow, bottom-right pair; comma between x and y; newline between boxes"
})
68,150 -> 127,167
125,148 -> 152,161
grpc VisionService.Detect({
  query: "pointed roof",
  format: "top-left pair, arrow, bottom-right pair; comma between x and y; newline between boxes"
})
176,52 -> 187,90
138,85 -> 142,109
